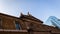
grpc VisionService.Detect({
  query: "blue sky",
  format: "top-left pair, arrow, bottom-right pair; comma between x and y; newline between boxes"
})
0,0 -> 60,25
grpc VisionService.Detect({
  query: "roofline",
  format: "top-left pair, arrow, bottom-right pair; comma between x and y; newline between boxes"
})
0,13 -> 19,19
0,13 -> 43,23
20,15 -> 43,23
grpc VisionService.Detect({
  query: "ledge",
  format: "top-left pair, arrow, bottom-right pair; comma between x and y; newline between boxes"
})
0,29 -> 27,32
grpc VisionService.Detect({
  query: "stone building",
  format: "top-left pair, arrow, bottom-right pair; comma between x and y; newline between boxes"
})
0,12 -> 60,34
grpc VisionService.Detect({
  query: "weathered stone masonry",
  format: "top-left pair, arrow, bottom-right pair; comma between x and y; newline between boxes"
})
0,13 -> 60,34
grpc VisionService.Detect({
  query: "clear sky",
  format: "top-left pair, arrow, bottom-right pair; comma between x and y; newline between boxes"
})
0,0 -> 60,25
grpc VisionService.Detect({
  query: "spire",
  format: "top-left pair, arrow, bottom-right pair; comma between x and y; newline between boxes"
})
28,12 -> 29,15
20,12 -> 24,16
20,8 -> 24,16
27,12 -> 31,16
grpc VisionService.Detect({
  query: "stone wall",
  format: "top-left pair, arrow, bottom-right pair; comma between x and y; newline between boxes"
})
0,13 -> 60,34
